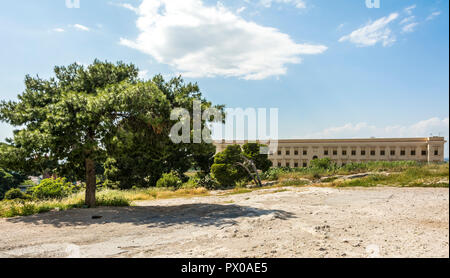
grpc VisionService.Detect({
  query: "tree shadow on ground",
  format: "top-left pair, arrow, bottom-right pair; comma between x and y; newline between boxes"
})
6,203 -> 295,228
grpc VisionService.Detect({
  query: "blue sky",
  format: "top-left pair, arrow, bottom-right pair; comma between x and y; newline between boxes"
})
0,0 -> 449,155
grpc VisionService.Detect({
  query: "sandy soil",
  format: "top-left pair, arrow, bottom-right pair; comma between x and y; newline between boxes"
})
0,186 -> 448,258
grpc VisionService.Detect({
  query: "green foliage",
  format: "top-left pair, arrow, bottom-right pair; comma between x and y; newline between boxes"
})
211,143 -> 271,187
4,188 -> 31,200
31,178 -> 76,199
211,145 -> 246,187
260,168 -> 282,181
338,160 -> 420,174
310,158 -> 336,170
242,143 -> 273,172
96,195 -> 130,207
103,75 -> 222,189
196,174 -> 220,190
0,168 -> 26,200
0,61 -> 223,205
156,172 -> 183,189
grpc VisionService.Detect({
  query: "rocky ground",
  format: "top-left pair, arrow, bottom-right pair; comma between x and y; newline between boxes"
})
0,186 -> 448,258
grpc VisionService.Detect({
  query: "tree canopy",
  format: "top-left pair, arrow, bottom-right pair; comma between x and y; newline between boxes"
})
0,60 -> 223,206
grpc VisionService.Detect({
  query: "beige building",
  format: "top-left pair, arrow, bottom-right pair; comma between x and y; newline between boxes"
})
214,137 -> 447,167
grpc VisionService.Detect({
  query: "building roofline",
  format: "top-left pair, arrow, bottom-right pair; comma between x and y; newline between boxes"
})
214,137 -> 447,144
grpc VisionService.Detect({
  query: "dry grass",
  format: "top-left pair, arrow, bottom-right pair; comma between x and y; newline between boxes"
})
0,187 -> 210,218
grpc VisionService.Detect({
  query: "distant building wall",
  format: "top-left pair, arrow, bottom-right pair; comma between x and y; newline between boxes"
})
214,137 -> 447,167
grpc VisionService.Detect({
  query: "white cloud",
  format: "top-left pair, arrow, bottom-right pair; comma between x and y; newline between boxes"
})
400,16 -> 415,25
303,117 -> 450,156
404,4 -> 416,15
52,28 -> 65,33
138,70 -> 149,79
109,2 -> 138,13
72,24 -> 90,31
236,6 -> 246,14
426,11 -> 441,21
402,22 -> 419,33
339,13 -> 399,47
259,0 -> 306,9
120,0 -> 327,80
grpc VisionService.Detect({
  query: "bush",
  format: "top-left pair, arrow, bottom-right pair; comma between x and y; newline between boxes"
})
31,178 -> 75,199
197,174 -> 220,190
0,168 -> 27,200
211,163 -> 244,187
156,172 -> 183,189
181,176 -> 201,189
260,168 -> 281,181
310,158 -> 335,170
4,188 -> 31,200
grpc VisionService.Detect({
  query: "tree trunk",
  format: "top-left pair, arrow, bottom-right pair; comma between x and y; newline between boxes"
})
85,158 -> 96,207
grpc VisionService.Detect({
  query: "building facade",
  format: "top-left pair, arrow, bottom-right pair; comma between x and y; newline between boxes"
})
214,137 -> 447,167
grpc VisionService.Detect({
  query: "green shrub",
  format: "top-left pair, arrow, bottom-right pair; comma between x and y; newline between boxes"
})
196,174 -> 220,190
211,163 -> 244,187
0,168 -> 27,200
156,172 -> 183,189
182,176 -> 201,189
310,158 -> 335,170
31,178 -> 75,199
4,188 -> 31,200
260,168 -> 280,181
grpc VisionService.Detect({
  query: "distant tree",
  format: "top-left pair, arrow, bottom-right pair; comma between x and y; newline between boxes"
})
242,143 -> 273,173
211,145 -> 246,187
211,143 -> 272,187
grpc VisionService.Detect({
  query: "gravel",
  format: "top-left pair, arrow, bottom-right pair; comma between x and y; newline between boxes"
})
0,186 -> 448,258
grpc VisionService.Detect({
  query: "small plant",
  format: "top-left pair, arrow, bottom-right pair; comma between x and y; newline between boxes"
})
181,176 -> 200,189
4,188 -> 31,200
310,158 -> 335,170
156,172 -> 183,189
31,178 -> 75,200
196,174 -> 220,190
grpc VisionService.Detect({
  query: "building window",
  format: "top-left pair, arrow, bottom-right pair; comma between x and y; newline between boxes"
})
434,150 -> 439,156
294,150 -> 299,155
286,162 -> 290,168
286,151 -> 290,156
277,150 -> 281,156
380,150 -> 385,156
277,162 -> 282,167
422,150 -> 427,156
400,150 -> 406,156
333,150 -> 338,156
390,150 -> 396,156
370,150 -> 376,156
303,162 -> 307,167
351,150 -> 356,156
303,150 -> 307,155
294,162 -> 299,168
324,150 -> 329,155
361,150 -> 366,156
342,150 -> 347,155
411,150 -> 416,156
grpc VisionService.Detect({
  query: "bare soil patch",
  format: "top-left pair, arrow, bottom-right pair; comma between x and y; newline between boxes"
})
0,187 -> 448,258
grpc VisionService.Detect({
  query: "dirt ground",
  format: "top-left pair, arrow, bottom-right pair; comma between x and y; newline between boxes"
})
0,186 -> 448,258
